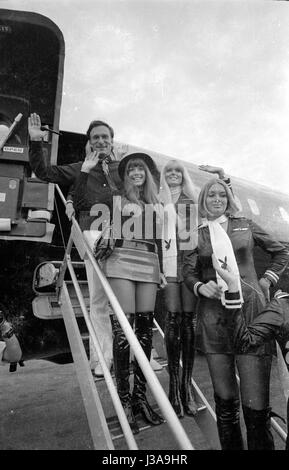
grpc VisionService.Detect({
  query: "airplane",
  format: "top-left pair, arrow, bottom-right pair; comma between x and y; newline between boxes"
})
1,7 -> 289,364
1,7 -> 289,451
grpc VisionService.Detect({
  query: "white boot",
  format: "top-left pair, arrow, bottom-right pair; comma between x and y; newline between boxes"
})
93,358 -> 113,377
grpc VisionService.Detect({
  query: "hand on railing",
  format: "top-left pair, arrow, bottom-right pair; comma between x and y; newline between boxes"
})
65,201 -> 75,221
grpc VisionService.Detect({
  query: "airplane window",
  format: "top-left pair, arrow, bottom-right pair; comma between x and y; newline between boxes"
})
247,198 -> 260,215
234,195 -> 242,211
279,207 -> 289,224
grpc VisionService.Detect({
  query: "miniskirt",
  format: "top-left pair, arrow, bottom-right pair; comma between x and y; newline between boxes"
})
102,242 -> 160,284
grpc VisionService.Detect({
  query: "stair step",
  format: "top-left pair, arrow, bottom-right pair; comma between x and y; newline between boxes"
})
107,404 -> 165,440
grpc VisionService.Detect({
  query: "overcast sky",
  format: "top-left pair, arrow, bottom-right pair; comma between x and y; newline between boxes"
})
1,0 -> 289,193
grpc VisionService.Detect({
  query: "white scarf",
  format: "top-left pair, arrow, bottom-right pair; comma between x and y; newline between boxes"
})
202,215 -> 244,306
162,203 -> 178,278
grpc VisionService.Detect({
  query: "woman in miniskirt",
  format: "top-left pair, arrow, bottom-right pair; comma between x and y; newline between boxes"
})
103,152 -> 166,434
182,178 -> 289,450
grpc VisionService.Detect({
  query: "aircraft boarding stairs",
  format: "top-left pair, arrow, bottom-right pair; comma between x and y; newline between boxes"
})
31,186 -> 287,450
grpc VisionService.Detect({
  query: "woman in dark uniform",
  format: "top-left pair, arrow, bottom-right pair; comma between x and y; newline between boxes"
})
103,152 -> 165,434
183,178 -> 289,450
211,254 -> 289,450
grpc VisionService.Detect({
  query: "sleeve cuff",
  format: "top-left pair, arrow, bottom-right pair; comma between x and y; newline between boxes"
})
263,270 -> 279,286
224,291 -> 242,309
193,282 -> 203,297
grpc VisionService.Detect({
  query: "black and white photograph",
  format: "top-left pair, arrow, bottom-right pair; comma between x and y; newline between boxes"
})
0,0 -> 289,454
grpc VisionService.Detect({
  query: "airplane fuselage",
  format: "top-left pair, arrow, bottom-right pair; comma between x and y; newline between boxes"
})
0,8 -> 289,362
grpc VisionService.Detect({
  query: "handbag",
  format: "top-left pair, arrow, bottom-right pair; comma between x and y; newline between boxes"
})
93,224 -> 115,261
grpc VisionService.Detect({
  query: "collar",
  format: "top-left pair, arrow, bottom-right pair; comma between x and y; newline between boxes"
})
200,214 -> 228,227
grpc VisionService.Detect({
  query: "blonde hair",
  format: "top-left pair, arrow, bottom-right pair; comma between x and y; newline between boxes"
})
198,178 -> 239,219
159,159 -> 199,205
124,158 -> 160,207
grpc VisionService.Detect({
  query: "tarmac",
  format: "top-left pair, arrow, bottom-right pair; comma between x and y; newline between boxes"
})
0,353 -> 287,450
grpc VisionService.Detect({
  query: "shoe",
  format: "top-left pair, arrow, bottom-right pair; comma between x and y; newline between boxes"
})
181,386 -> 198,416
93,363 -> 104,377
132,396 -> 164,425
150,357 -> 163,371
93,359 -> 113,378
123,402 -> 139,434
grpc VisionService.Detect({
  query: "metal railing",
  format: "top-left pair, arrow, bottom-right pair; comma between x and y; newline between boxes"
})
55,184 -> 194,450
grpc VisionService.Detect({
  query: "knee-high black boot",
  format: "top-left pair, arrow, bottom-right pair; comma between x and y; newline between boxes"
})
180,311 -> 198,416
285,398 -> 289,450
132,312 -> 163,425
242,405 -> 274,450
164,311 -> 183,417
111,313 -> 139,434
214,394 -> 244,450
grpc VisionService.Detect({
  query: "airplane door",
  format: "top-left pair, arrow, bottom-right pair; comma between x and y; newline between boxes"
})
0,9 -> 65,242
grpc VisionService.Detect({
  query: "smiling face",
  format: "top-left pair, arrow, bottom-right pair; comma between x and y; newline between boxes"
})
206,183 -> 228,219
165,162 -> 183,187
127,159 -> 146,187
89,124 -> 113,157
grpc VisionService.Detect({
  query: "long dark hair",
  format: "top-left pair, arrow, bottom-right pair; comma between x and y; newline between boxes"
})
124,158 -> 160,207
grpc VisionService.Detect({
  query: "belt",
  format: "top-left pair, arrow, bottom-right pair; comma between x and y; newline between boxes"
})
114,239 -> 156,253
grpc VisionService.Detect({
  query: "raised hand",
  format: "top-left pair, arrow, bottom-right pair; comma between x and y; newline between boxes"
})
85,141 -> 112,161
82,141 -> 112,173
81,147 -> 99,173
28,113 -> 47,141
198,165 -> 225,179
65,201 -> 75,221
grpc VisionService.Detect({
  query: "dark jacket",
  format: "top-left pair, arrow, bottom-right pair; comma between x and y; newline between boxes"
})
29,141 -> 122,230
223,290 -> 289,450
182,216 -> 289,354
225,291 -> 289,358
183,216 -> 289,294
74,171 -> 163,270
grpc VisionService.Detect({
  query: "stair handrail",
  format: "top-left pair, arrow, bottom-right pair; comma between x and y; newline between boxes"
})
55,184 -> 194,450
